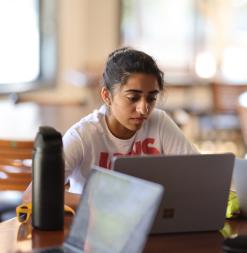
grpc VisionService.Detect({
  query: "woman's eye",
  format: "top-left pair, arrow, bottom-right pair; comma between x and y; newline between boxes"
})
147,96 -> 157,103
127,96 -> 140,102
126,94 -> 157,103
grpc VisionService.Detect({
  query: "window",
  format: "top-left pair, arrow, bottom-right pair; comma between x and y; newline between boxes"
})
0,0 -> 58,93
121,0 -> 247,84
121,0 -> 194,83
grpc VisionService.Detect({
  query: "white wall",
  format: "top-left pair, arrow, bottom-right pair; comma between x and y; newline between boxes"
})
59,0 -> 120,87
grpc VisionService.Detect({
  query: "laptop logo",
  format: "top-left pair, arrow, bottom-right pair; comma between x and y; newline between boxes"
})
163,208 -> 175,219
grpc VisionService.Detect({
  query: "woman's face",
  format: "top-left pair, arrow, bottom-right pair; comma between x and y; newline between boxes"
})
105,73 -> 160,139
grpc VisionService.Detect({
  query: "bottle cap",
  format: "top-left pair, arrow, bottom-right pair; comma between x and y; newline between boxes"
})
34,126 -> 63,152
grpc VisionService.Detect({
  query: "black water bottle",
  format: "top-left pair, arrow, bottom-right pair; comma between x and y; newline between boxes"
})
32,126 -> 64,230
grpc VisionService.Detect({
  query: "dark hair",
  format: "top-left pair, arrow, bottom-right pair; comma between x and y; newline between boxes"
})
102,47 -> 164,91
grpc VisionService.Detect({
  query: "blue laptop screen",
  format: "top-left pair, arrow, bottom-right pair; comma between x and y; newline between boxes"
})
66,167 -> 163,253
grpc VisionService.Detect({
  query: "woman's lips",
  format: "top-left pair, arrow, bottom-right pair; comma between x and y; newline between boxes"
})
130,117 -> 146,124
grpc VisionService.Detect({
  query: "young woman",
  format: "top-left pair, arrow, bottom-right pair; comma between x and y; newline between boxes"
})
23,47 -> 198,208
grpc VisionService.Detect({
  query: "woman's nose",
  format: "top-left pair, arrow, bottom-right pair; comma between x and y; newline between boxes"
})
136,100 -> 149,115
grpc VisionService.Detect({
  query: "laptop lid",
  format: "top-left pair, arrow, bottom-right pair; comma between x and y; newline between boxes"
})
111,153 -> 235,234
65,166 -> 164,253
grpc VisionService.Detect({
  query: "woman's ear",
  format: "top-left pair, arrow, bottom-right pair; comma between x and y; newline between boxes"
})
101,87 -> 112,106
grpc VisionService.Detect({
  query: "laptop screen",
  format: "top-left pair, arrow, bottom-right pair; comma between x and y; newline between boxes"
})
66,166 -> 164,253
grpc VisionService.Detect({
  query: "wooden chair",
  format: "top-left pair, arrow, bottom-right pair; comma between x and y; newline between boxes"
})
0,164 -> 31,191
0,139 -> 33,187
0,163 -> 31,221
0,139 -> 33,221
0,139 -> 33,160
0,139 -> 32,189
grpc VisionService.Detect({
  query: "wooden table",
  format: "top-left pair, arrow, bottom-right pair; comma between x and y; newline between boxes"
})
144,219 -> 247,253
0,217 -> 247,253
0,217 -> 71,252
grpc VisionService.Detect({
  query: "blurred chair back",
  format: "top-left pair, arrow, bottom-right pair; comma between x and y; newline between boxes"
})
212,82 -> 247,113
238,92 -> 247,148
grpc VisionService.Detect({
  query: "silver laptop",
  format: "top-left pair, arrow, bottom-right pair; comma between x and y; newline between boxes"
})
111,153 -> 235,234
28,166 -> 164,253
233,158 -> 247,217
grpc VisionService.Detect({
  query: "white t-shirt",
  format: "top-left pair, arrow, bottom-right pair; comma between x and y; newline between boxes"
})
63,105 -> 198,193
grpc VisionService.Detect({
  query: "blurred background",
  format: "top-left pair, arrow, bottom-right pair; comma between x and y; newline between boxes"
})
1,0 -> 247,157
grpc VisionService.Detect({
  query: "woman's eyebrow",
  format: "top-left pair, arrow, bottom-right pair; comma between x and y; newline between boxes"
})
149,90 -> 159,95
124,89 -> 159,94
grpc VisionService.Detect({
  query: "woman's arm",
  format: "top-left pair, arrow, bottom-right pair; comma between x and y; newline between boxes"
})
22,182 -> 32,203
64,191 -> 81,210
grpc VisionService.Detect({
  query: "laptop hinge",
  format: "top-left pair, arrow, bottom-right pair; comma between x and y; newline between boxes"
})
63,242 -> 82,253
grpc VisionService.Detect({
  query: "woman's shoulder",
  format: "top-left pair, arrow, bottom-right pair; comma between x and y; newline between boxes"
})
147,108 -> 177,131
150,107 -> 170,121
65,105 -> 106,136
